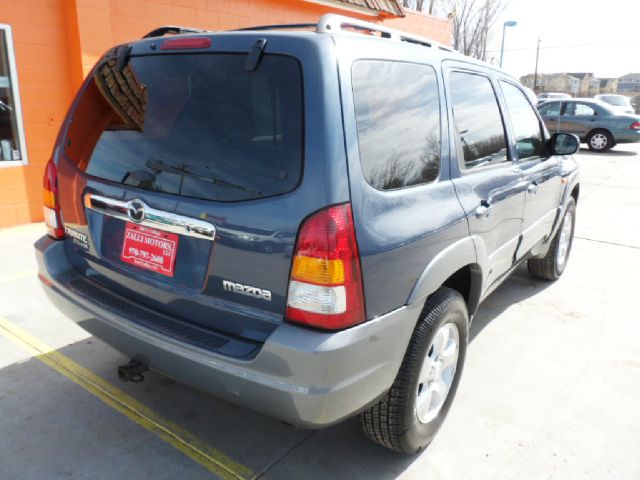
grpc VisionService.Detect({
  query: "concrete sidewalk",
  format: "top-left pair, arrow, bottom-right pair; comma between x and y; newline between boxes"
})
0,145 -> 639,479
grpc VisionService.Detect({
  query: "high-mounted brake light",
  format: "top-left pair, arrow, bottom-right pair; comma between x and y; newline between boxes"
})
43,159 -> 64,240
285,203 -> 365,330
160,37 -> 211,50
630,121 -> 640,130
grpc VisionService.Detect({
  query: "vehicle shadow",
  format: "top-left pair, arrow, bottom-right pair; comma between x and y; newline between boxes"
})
578,147 -> 638,157
469,263 -> 554,342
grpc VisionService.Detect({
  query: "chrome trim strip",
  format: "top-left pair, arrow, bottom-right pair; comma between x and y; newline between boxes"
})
84,193 -> 216,241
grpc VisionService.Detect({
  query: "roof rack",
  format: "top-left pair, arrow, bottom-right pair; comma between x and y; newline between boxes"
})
140,15 -> 454,53
233,23 -> 316,32
142,26 -> 208,39
316,14 -> 453,52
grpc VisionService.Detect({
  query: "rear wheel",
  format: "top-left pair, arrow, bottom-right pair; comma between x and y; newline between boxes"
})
527,198 -> 576,280
360,287 -> 468,454
587,130 -> 613,151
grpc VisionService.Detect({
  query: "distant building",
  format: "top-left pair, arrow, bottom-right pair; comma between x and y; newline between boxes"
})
617,73 -> 640,93
520,73 -> 580,95
567,73 -> 600,96
598,78 -> 619,94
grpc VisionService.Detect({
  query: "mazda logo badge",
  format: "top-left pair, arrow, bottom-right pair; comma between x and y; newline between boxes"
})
127,199 -> 145,223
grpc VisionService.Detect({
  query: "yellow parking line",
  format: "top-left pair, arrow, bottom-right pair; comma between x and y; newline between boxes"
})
0,316 -> 254,480
0,269 -> 35,286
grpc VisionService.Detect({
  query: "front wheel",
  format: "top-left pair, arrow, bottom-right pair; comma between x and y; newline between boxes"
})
528,197 -> 576,280
360,287 -> 469,454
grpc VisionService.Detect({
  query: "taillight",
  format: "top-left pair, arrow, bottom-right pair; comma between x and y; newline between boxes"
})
43,159 -> 64,239
630,121 -> 640,130
285,203 -> 365,330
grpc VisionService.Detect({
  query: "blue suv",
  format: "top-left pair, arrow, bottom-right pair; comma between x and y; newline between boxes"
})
35,15 -> 580,453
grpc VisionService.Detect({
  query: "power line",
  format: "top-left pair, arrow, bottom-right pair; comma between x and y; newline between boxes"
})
486,40 -> 630,53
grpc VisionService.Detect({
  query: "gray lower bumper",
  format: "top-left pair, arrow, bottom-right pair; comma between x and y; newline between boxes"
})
35,237 -> 420,428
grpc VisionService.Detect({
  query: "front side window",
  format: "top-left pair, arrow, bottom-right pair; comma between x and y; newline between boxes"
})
500,82 -> 545,160
0,25 -> 27,164
352,61 -> 441,190
448,71 -> 508,169
538,102 -> 561,116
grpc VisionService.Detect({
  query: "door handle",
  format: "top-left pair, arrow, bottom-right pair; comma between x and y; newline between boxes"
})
527,182 -> 539,194
475,200 -> 492,219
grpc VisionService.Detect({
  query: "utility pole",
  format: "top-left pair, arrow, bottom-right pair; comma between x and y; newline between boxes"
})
533,37 -> 541,93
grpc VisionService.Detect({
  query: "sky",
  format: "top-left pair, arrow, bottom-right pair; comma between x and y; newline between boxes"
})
482,0 -> 640,80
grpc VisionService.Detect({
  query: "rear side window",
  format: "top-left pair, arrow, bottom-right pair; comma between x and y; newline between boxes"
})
564,103 -> 596,116
499,81 -> 545,160
448,71 -> 508,169
352,61 -> 440,190
66,53 -> 303,202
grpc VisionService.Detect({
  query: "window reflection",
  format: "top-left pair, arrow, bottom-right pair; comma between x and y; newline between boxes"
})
65,51 -> 303,202
352,61 -> 440,190
449,72 -> 508,169
500,82 -> 545,159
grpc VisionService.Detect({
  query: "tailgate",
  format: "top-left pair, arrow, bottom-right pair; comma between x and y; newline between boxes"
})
53,36 -> 343,348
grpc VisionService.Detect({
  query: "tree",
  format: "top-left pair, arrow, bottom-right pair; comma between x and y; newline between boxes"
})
400,0 -> 437,14
447,0 -> 505,60
401,0 -> 505,61
407,0 -> 502,61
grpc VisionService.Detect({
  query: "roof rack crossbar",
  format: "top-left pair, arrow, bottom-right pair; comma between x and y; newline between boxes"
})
316,14 -> 453,52
233,23 -> 317,32
142,26 -> 208,39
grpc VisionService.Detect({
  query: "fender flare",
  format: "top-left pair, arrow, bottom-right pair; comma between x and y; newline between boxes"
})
407,236 -> 484,316
532,167 -> 580,258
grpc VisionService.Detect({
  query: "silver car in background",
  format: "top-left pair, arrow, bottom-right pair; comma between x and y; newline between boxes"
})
594,94 -> 635,115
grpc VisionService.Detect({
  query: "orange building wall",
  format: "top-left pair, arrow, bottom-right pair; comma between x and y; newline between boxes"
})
0,0 -> 77,227
0,0 -> 451,228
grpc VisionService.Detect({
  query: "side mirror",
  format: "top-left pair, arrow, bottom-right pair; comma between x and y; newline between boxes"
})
549,133 -> 579,156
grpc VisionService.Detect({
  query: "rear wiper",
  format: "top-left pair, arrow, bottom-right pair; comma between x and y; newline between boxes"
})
146,160 -> 261,196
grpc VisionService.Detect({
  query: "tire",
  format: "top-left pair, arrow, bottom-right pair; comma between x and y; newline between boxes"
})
360,287 -> 469,454
527,197 -> 576,281
587,129 -> 613,151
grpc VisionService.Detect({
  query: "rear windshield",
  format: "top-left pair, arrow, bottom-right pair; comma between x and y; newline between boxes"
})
65,52 -> 303,202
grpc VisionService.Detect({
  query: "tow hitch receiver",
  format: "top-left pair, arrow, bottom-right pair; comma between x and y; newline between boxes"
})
117,358 -> 148,383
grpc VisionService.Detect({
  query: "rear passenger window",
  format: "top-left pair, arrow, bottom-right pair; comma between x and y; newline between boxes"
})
448,71 -> 508,169
352,61 -> 440,190
564,103 -> 596,116
499,82 -> 545,160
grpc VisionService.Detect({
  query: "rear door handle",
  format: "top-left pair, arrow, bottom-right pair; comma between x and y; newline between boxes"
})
527,182 -> 539,194
475,200 -> 492,219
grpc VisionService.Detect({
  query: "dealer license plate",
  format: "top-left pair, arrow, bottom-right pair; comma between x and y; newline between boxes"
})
120,223 -> 178,277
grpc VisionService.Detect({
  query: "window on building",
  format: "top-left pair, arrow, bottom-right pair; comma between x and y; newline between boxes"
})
352,61 -> 441,190
0,25 -> 27,165
448,71 -> 508,169
499,81 -> 545,160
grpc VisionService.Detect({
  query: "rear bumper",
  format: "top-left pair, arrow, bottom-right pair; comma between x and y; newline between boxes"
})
35,236 -> 420,428
612,129 -> 640,144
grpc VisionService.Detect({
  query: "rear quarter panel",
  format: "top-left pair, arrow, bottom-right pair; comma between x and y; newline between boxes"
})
334,37 -> 469,319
